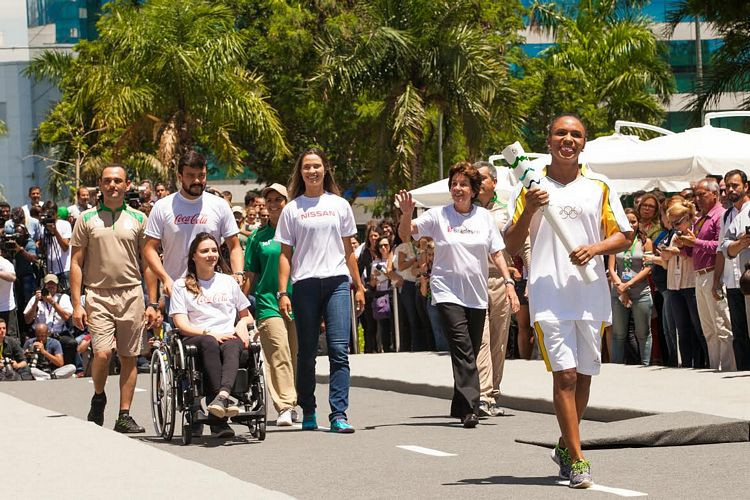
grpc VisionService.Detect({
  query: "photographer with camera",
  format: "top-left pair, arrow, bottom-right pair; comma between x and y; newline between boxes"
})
0,249 -> 19,340
23,274 -> 73,335
5,207 -> 42,246
1,318 -> 29,381
22,323 -> 75,380
9,224 -> 39,342
40,201 -> 72,287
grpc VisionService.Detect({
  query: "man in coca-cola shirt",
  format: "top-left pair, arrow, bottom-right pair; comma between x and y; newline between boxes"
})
143,151 -> 244,308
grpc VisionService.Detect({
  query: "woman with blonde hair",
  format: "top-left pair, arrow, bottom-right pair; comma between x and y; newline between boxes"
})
658,199 -> 708,368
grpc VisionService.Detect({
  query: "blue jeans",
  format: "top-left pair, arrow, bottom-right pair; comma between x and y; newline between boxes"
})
426,299 -> 449,351
292,276 -> 351,421
611,293 -> 653,365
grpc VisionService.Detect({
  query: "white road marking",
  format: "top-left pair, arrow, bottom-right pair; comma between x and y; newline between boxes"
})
556,480 -> 647,497
397,445 -> 457,457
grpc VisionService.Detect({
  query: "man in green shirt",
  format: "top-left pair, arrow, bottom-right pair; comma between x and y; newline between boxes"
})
244,183 -> 298,427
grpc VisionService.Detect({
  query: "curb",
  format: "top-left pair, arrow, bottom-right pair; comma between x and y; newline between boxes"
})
316,374 -> 657,422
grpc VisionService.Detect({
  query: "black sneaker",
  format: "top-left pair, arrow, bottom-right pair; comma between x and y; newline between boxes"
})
210,422 -> 235,438
114,414 -> 146,434
462,413 -> 479,428
87,392 -> 106,426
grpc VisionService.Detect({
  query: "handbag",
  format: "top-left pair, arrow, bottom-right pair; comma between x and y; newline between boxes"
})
372,293 -> 391,320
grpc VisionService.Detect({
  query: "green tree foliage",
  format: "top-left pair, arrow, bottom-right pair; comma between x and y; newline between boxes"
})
27,0 -> 288,196
312,0 -> 525,191
667,0 -> 750,112
0,120 -> 6,136
521,0 -> 675,150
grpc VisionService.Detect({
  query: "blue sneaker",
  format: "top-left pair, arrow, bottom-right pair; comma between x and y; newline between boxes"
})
330,417 -> 355,434
302,413 -> 318,431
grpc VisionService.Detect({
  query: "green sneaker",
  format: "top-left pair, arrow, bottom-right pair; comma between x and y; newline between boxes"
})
569,459 -> 593,489
302,412 -> 318,431
329,417 -> 355,434
550,444 -> 572,479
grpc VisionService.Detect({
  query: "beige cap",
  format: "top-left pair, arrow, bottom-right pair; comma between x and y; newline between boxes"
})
231,206 -> 244,215
262,183 -> 288,200
43,273 -> 59,284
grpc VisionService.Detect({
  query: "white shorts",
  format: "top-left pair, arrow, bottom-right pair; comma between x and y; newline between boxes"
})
533,320 -> 605,376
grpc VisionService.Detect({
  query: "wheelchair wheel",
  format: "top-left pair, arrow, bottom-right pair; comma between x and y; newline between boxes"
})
181,410 -> 193,446
150,349 -> 175,441
256,364 -> 267,441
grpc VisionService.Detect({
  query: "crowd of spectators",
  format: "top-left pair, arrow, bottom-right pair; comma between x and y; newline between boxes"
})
2,167 -> 749,386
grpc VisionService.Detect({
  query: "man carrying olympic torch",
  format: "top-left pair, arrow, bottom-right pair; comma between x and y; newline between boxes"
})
504,115 -> 632,489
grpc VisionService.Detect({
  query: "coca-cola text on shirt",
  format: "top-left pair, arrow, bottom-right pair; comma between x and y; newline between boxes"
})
174,213 -> 209,225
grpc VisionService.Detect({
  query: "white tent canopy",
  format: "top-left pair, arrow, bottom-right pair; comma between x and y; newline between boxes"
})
409,166 -> 517,208
409,123 -> 750,204
522,125 -> 750,194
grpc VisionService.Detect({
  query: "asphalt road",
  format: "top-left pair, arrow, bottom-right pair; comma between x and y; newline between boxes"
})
2,374 -> 749,499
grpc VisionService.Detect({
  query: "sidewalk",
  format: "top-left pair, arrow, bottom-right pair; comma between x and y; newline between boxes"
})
315,353 -> 750,422
0,392 -> 292,500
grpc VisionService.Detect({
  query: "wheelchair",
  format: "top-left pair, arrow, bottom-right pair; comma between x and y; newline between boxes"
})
149,329 -> 267,445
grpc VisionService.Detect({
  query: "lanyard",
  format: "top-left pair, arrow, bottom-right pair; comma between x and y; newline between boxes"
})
623,238 -> 638,271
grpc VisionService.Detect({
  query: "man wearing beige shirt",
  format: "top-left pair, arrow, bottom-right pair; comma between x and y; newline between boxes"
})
70,165 -> 155,433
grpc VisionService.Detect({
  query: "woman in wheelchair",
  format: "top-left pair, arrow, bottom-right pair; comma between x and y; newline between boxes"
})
169,232 -> 254,437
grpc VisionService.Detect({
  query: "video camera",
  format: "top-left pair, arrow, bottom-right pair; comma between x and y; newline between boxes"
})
40,209 -> 56,226
126,188 -> 142,209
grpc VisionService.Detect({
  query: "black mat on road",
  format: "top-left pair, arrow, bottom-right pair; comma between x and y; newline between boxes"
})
516,411 -> 750,448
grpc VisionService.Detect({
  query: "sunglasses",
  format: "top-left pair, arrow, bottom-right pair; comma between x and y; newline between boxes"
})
671,216 -> 688,226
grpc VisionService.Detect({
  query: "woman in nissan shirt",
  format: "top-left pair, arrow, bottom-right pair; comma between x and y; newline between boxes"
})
396,161 -> 520,428
275,148 -> 365,434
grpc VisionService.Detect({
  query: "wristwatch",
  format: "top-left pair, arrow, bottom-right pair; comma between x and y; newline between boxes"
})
147,303 -> 159,310
276,291 -> 289,300
504,278 -> 516,286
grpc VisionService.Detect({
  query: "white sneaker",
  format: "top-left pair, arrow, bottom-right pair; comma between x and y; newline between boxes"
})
290,408 -> 300,423
277,408 -> 294,427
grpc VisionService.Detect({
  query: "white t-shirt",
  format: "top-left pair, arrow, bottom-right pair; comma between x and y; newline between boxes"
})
395,242 -> 418,282
169,273 -> 251,335
67,203 -> 91,220
508,166 -> 630,324
275,192 -> 357,283
414,204 -> 504,309
23,293 -> 73,334
145,192 -> 239,280
0,257 -> 16,311
42,219 -> 72,274
370,258 -> 390,291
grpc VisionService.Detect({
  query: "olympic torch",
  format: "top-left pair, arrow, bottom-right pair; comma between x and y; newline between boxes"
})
502,142 -> 598,284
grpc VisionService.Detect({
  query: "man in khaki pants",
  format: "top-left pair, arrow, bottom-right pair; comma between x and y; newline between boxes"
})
474,162 -> 517,417
244,183 -> 298,426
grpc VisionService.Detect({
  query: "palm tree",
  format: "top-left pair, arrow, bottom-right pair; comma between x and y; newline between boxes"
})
313,0 -> 522,188
27,0 -> 288,190
666,0 -> 750,113
524,0 -> 675,147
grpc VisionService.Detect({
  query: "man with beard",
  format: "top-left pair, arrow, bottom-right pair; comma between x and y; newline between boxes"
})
717,169 -> 750,370
143,150 -> 244,306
